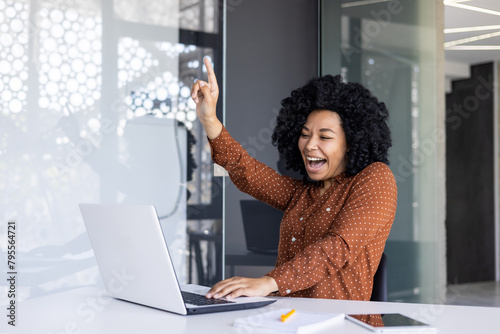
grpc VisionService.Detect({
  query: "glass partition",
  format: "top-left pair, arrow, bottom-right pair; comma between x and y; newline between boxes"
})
1,0 -> 446,305
321,0 -> 446,303
0,0 -> 223,300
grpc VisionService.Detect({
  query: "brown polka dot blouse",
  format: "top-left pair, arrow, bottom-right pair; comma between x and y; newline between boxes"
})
209,127 -> 398,301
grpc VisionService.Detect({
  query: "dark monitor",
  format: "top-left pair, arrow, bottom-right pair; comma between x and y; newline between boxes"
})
240,200 -> 283,255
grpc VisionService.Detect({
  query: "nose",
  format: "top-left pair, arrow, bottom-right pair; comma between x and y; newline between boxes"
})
304,135 -> 319,151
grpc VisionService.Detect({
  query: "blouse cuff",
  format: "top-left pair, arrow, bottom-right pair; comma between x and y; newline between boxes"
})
208,125 -> 228,147
207,125 -> 234,161
265,269 -> 296,297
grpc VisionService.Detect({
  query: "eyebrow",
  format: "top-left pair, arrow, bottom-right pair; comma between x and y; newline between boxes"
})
302,125 -> 336,134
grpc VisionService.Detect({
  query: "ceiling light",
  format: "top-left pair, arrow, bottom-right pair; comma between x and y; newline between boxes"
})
444,1 -> 500,16
446,45 -> 500,50
445,25 -> 500,34
444,31 -> 500,47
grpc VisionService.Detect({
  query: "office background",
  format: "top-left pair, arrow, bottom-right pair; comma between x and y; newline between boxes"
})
0,0 -> 498,306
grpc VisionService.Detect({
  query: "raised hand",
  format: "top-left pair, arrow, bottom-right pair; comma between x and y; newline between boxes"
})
191,57 -> 222,139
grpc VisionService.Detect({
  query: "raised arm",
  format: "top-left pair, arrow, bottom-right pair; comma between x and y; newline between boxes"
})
191,59 -> 284,299
191,57 -> 223,139
191,57 -> 300,211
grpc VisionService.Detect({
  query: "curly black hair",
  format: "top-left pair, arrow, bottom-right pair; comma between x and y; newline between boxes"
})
272,74 -> 391,177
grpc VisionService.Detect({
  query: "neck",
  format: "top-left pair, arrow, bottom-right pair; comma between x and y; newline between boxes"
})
322,177 -> 336,191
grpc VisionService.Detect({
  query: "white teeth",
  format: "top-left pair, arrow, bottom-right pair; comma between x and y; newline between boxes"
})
307,157 -> 325,161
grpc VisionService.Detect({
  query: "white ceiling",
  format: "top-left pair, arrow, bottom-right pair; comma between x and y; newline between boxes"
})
340,0 -> 498,85
445,0 -> 500,65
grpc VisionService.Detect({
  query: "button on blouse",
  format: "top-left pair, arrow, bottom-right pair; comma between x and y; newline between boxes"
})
209,126 -> 397,301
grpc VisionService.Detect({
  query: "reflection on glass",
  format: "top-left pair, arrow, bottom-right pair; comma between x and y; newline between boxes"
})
0,0 -> 29,115
114,0 -> 219,33
348,314 -> 384,327
0,0 -> 222,300
347,313 -> 432,330
336,0 -> 443,303
38,2 -> 102,112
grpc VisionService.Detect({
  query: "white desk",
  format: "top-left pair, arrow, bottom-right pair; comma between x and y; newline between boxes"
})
12,287 -> 500,333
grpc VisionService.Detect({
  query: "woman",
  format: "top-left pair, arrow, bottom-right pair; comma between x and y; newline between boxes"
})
191,58 -> 397,301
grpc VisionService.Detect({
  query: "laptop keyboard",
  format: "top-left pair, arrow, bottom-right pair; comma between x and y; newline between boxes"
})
181,291 -> 235,306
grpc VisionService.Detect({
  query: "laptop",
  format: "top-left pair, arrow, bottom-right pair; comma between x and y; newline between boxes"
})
240,200 -> 283,254
79,203 -> 276,315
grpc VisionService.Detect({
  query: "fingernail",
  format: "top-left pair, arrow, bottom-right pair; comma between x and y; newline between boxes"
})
200,81 -> 206,87
213,293 -> 218,298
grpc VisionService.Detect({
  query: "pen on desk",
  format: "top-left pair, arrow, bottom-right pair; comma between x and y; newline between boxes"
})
281,309 -> 296,322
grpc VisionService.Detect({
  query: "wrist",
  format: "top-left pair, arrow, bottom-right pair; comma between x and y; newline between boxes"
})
263,276 -> 279,294
202,118 -> 223,140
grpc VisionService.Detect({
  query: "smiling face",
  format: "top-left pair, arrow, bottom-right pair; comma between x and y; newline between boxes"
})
298,109 -> 348,184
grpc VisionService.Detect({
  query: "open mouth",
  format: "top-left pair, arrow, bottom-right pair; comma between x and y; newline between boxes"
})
307,156 -> 326,171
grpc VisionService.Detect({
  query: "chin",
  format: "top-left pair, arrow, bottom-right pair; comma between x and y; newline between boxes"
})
306,173 -> 323,181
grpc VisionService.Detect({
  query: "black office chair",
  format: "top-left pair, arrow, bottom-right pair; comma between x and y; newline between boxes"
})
370,252 -> 388,302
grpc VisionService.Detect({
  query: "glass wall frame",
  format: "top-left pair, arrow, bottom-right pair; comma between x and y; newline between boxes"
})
320,0 -> 446,303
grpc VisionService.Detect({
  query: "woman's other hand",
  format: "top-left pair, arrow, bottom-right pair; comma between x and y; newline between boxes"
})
205,276 -> 278,300
191,57 -> 222,139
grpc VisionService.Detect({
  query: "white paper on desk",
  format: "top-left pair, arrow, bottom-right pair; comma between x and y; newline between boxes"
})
233,308 -> 343,333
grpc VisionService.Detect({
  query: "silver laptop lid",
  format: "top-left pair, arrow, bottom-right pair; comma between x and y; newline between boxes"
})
80,203 -> 187,315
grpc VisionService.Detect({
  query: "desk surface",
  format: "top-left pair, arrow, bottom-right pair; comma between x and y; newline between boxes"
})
13,287 -> 500,334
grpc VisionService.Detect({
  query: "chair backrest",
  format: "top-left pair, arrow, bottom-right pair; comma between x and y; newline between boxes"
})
370,252 -> 388,302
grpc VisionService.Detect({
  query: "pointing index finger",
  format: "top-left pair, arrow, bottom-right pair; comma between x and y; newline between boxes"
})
204,57 -> 218,90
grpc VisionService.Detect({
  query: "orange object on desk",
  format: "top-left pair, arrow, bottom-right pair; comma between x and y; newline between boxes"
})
281,309 -> 296,322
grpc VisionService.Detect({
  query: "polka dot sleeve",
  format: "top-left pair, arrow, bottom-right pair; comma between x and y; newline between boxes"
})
208,126 -> 302,211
